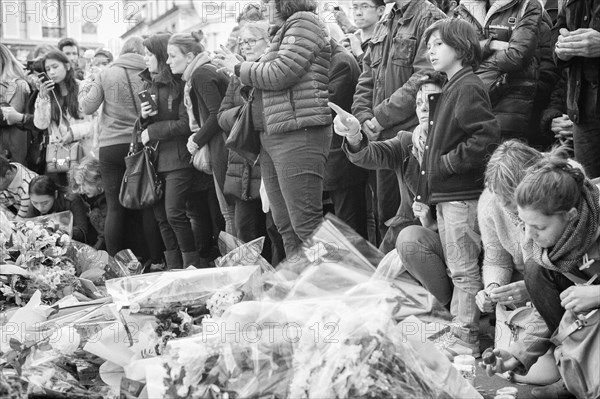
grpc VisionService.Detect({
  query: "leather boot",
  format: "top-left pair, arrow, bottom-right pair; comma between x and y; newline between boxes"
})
182,251 -> 207,268
531,380 -> 575,399
164,249 -> 183,270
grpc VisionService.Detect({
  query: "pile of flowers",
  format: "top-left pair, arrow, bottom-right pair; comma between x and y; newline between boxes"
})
1,215 -> 79,305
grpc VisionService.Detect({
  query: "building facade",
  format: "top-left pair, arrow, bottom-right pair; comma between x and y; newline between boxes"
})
121,0 -> 257,52
0,0 -> 128,61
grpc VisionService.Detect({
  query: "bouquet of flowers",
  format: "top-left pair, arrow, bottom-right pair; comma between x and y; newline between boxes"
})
1,212 -> 80,305
288,302 -> 447,399
106,266 -> 262,316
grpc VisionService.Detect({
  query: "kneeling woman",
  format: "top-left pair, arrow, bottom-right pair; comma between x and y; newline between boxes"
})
26,175 -> 89,243
486,156 -> 600,398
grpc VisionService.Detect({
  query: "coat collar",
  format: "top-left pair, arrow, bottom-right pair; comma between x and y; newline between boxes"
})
443,66 -> 474,92
483,0 -> 521,26
387,0 -> 428,25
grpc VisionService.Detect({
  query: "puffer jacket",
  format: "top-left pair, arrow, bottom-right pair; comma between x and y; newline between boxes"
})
352,0 -> 446,140
454,0 -> 542,140
218,76 -> 261,201
139,69 -> 191,173
552,0 -> 600,124
237,11 -> 332,135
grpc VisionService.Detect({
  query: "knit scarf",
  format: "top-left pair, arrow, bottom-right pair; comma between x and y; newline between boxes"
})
523,180 -> 600,273
182,52 -> 212,133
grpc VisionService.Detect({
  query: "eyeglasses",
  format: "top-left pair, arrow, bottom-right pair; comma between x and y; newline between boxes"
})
351,4 -> 378,12
238,38 -> 266,47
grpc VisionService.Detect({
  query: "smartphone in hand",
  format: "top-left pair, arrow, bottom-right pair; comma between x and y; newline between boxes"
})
138,90 -> 158,112
38,72 -> 51,83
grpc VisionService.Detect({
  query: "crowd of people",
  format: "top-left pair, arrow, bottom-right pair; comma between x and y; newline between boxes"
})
0,0 -> 598,397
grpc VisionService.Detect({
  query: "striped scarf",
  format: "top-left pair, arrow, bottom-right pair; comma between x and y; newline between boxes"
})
523,180 -> 600,273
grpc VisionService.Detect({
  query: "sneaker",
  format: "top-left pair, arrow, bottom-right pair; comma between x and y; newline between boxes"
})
434,331 -> 480,360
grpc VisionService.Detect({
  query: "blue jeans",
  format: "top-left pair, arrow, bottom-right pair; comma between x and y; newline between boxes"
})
398,201 -> 482,343
573,83 -> 600,179
438,201 -> 482,342
260,126 -> 332,257
397,225 -> 453,307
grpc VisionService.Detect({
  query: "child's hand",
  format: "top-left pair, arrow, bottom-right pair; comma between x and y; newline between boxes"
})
412,201 -> 430,219
328,102 -> 362,145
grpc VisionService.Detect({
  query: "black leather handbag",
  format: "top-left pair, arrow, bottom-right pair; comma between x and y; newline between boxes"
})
225,87 -> 260,165
118,69 -> 162,209
119,121 -> 163,209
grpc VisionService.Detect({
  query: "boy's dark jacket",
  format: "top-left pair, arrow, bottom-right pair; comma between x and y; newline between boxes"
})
417,67 -> 501,204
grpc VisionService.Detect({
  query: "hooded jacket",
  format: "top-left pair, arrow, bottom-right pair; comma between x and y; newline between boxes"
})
79,53 -> 147,148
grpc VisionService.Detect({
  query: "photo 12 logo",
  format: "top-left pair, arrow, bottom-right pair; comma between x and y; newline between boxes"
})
1,1 -> 141,25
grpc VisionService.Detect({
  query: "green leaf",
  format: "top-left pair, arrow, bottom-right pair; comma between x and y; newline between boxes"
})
8,339 -> 21,352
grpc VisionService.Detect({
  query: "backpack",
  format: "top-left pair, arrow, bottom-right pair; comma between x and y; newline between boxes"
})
551,308 -> 600,399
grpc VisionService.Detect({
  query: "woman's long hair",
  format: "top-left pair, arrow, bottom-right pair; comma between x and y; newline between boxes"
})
43,50 -> 80,121
0,44 -> 28,82
143,33 -> 180,98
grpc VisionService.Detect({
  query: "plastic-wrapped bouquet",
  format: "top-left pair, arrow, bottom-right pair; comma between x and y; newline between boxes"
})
288,303 -> 446,399
106,266 -> 262,316
1,212 -> 79,305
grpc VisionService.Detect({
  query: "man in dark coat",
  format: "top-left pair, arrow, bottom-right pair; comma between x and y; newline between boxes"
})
553,0 -> 600,179
325,39 -> 368,239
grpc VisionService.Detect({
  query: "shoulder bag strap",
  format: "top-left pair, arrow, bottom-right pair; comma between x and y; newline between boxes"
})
551,309 -> 599,345
123,68 -> 140,149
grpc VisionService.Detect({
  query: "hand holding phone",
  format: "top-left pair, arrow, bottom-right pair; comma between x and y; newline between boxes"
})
37,72 -> 55,97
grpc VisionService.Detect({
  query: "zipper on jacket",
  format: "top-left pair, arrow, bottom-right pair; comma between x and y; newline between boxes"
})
289,88 -> 296,112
